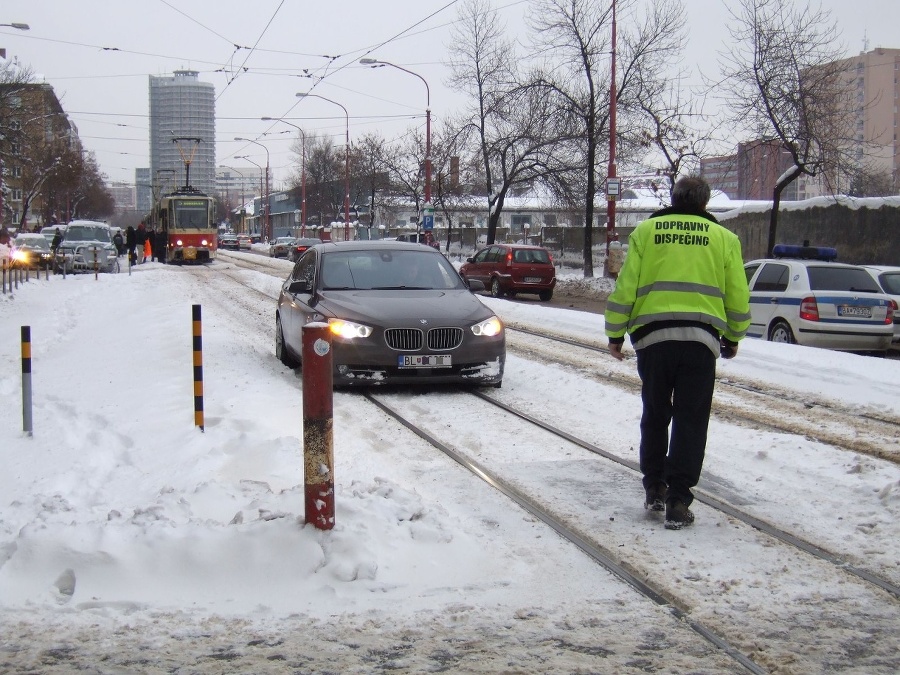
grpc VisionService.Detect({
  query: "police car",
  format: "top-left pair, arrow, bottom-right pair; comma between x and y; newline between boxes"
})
744,245 -> 894,354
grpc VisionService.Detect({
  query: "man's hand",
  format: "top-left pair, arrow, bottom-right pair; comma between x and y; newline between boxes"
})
608,342 -> 626,361
720,338 -> 738,360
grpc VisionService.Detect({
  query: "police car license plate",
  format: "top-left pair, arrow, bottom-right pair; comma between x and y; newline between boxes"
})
185,247 -> 197,260
838,305 -> 872,318
524,276 -> 541,283
398,355 -> 452,368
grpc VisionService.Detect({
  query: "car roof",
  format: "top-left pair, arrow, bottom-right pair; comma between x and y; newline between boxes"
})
745,258 -> 863,270
861,265 -> 900,273
315,240 -> 439,253
67,220 -> 109,228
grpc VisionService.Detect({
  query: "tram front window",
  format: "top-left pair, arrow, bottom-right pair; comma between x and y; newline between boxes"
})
175,207 -> 209,229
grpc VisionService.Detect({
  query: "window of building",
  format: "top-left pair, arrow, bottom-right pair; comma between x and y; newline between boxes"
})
12,189 -> 23,201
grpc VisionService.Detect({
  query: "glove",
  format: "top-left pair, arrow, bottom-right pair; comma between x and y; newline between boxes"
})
720,338 -> 738,360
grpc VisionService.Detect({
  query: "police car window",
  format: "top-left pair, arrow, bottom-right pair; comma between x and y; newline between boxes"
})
744,263 -> 760,286
807,266 -> 882,292
752,263 -> 789,292
877,272 -> 900,294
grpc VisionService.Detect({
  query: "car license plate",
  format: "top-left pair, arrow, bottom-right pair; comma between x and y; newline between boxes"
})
184,247 -> 197,260
398,355 -> 452,368
838,305 -> 872,318
524,276 -> 541,283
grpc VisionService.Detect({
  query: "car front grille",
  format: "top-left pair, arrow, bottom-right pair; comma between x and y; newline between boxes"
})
384,327 -> 464,351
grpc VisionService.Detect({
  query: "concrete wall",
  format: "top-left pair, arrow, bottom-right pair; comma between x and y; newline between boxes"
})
721,202 -> 900,265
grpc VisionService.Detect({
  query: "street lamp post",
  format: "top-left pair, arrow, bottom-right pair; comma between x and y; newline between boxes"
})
605,0 -> 618,278
234,154 -> 265,237
0,23 -> 29,30
359,59 -> 431,208
234,137 -> 270,241
262,117 -> 306,237
296,93 -> 350,242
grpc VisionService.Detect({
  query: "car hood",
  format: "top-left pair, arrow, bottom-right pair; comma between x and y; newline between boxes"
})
316,289 -> 494,325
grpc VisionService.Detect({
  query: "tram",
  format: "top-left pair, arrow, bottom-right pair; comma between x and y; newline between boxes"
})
156,186 -> 217,264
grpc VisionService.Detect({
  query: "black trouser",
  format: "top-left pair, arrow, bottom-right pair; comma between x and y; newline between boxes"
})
635,340 -> 716,507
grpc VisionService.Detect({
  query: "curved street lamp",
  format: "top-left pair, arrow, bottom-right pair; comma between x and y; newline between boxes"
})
234,137 -> 270,240
234,155 -> 264,236
359,58 -> 431,206
262,116 -> 306,237
296,93 -> 350,241
0,23 -> 29,30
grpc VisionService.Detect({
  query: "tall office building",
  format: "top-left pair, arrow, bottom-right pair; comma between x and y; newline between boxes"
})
149,70 -> 215,197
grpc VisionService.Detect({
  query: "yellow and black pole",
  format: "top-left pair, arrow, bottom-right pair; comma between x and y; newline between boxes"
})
21,326 -> 33,437
191,304 -> 204,431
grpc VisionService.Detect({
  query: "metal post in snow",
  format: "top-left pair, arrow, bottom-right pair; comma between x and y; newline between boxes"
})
21,326 -> 33,436
192,304 -> 205,431
302,322 -> 335,530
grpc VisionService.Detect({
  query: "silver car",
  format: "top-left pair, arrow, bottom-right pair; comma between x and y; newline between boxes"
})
55,220 -> 120,274
861,265 -> 900,344
276,241 -> 505,387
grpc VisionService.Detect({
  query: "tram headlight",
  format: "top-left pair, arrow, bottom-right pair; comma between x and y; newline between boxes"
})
200,238 -> 208,246
176,239 -> 184,246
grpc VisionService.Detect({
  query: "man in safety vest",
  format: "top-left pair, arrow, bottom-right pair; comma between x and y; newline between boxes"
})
604,176 -> 751,530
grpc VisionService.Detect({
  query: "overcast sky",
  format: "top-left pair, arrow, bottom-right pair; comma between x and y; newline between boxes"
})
2,0 -> 899,187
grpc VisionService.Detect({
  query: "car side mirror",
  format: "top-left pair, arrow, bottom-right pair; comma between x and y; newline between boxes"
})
466,279 -> 485,293
288,279 -> 312,294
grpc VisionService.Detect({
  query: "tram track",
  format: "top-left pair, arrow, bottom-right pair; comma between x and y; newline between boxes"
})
364,389 -> 900,673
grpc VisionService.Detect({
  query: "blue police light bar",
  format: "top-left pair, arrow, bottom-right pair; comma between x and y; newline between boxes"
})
772,244 -> 838,261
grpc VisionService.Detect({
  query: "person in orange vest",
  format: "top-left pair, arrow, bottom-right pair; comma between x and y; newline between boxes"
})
144,236 -> 152,263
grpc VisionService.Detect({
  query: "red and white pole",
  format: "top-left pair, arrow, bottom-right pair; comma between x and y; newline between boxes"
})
302,323 -> 335,530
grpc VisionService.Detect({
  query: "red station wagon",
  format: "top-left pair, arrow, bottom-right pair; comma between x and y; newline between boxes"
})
459,244 -> 557,301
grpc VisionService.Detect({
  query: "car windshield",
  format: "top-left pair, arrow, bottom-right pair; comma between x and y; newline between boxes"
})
64,226 -> 111,243
320,250 -> 462,291
876,271 -> 900,294
275,237 -> 294,244
806,266 -> 882,292
15,236 -> 50,250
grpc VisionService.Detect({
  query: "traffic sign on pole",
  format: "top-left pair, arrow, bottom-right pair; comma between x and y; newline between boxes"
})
422,202 -> 434,231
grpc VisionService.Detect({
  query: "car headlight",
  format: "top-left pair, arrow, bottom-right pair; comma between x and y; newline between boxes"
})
328,318 -> 373,339
471,316 -> 503,337
12,250 -> 28,263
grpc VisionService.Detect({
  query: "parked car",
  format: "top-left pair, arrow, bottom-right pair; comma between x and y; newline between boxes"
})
249,233 -> 262,244
394,231 -> 439,249
861,265 -> 900,344
743,245 -> 893,354
237,234 -> 252,250
55,220 -> 119,274
218,235 -> 239,250
269,236 -> 296,258
288,237 -> 322,262
459,243 -> 557,301
40,224 -> 66,242
275,240 -> 504,387
12,233 -> 53,269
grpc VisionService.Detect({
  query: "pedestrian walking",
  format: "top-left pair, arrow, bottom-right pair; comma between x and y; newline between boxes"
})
136,223 -> 148,263
113,229 -> 124,256
154,228 -> 167,264
125,225 -> 137,266
604,176 -> 751,530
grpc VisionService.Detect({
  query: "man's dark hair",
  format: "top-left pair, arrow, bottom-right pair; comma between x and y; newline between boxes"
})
671,176 -> 711,210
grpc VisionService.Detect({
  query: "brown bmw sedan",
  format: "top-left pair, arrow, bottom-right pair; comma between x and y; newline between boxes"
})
276,240 -> 505,387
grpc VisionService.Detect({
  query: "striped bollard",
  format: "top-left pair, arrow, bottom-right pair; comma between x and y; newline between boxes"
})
302,323 -> 335,530
21,326 -> 33,437
192,304 -> 204,431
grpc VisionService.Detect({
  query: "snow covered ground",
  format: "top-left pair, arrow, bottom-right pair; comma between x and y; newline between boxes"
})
0,257 -> 898,673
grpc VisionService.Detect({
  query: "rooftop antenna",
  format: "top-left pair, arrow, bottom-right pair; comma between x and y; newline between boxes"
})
863,30 -> 869,53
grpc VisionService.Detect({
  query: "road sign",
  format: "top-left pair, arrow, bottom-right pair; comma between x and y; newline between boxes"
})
422,203 -> 434,231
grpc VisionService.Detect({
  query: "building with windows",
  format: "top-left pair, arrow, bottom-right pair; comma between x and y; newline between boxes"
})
148,70 -> 215,197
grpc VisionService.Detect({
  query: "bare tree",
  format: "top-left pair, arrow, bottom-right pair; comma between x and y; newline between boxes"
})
350,131 -> 392,234
527,0 -> 687,276
449,0 -> 563,247
719,0 -> 859,255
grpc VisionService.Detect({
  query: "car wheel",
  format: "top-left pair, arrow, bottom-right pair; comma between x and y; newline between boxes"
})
768,320 -> 796,344
491,277 -> 504,298
275,316 -> 300,368
539,290 -> 553,301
